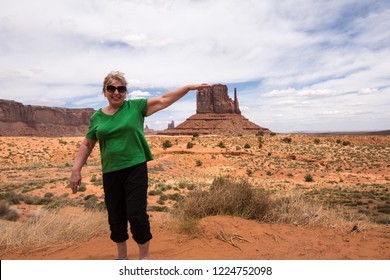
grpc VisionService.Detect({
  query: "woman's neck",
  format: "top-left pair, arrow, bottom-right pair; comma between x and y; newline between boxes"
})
102,104 -> 121,115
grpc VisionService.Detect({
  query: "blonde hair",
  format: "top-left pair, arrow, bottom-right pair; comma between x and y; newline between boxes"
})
102,71 -> 128,92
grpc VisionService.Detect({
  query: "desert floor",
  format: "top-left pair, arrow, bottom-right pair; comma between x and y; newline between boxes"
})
0,134 -> 389,260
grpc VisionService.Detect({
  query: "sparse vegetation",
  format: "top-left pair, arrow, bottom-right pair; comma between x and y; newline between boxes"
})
1,134 -> 389,257
0,207 -> 108,252
174,176 -> 271,221
0,200 -> 20,221
162,140 -> 173,148
217,141 -> 226,148
304,174 -> 314,182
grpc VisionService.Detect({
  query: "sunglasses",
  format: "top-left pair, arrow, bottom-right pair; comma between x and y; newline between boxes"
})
106,85 -> 127,94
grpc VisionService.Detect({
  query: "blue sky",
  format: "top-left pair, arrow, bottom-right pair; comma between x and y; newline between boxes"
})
0,0 -> 389,133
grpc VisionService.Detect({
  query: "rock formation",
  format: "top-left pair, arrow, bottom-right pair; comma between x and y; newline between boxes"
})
144,125 -> 157,135
167,121 -> 175,129
0,99 -> 94,136
197,84 -> 241,114
160,84 -> 270,135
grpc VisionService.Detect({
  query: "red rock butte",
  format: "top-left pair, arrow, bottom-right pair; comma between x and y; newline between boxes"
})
160,84 -> 271,135
0,99 -> 94,137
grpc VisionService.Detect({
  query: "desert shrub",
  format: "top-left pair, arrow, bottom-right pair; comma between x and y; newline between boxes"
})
186,142 -> 194,149
256,131 -> 264,136
84,195 -> 106,211
174,176 -> 271,221
342,141 -> 351,146
0,200 -> 9,216
162,140 -> 172,148
149,205 -> 169,212
304,174 -> 314,182
44,192 -> 54,198
377,204 -> 390,214
195,160 -> 202,167
0,191 -> 20,204
314,138 -> 320,144
217,141 -> 226,148
178,182 -> 197,190
0,200 -> 20,221
90,174 -> 97,182
23,196 -> 40,205
282,137 -> 292,143
155,183 -> 172,192
244,143 -> 251,149
78,183 -> 87,192
148,189 -> 163,196
168,193 -> 184,202
44,196 -> 76,210
374,214 -> 390,224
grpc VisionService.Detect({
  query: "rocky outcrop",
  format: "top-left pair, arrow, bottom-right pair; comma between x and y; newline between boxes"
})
197,84 -> 241,114
162,114 -> 268,135
144,125 -> 157,135
0,99 -> 95,136
161,85 -> 270,135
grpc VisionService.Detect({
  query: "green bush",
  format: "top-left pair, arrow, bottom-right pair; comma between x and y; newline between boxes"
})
304,174 -> 314,182
162,140 -> 173,148
217,141 -> 226,148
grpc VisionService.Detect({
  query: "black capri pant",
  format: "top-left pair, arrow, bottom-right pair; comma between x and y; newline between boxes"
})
103,162 -> 152,244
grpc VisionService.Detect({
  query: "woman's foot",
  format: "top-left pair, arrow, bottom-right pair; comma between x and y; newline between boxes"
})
138,241 -> 150,260
116,241 -> 128,260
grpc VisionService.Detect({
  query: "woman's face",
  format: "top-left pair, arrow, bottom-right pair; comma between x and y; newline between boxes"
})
104,78 -> 127,108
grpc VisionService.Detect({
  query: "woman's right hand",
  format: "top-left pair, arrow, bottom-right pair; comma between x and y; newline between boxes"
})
69,169 -> 82,194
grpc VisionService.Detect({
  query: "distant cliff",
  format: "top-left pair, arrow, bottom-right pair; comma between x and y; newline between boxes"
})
0,99 -> 95,136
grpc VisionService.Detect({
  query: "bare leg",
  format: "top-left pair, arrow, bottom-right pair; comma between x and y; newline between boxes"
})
116,241 -> 128,260
138,240 -> 150,260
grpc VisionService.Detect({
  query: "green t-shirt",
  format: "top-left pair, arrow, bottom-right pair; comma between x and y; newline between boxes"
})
86,99 -> 153,173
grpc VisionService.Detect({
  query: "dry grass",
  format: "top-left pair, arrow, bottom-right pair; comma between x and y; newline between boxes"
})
173,176 -> 359,233
0,207 -> 108,256
267,193 -> 348,227
173,176 -> 271,221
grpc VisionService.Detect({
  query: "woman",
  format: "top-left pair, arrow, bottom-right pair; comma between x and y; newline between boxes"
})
69,71 -> 209,260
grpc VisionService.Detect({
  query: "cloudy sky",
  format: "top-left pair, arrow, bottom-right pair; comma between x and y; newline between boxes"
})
1,0 -> 389,133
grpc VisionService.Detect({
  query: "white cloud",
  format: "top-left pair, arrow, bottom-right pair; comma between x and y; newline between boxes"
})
129,90 -> 151,99
358,88 -> 379,95
0,0 -> 389,132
